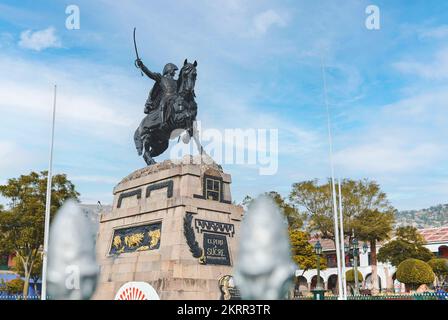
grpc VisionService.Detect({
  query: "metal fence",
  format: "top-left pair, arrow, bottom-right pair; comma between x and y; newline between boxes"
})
0,294 -> 41,300
295,292 -> 448,300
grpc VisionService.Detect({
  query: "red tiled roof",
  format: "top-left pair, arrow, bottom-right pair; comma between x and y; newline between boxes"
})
419,226 -> 448,243
309,225 -> 448,251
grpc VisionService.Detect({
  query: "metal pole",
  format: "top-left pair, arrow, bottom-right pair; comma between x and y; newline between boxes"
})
321,59 -> 344,300
338,178 -> 348,299
41,84 -> 57,300
316,254 -> 321,290
354,251 -> 359,295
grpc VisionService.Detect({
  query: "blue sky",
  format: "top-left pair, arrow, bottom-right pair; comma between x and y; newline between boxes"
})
0,0 -> 447,210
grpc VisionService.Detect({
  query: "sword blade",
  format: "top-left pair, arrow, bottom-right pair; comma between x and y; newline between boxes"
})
133,27 -> 140,61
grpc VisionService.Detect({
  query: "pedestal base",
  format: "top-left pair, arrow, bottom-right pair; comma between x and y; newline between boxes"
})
92,156 -> 243,300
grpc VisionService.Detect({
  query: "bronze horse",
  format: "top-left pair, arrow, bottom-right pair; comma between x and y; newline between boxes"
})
134,59 -> 199,165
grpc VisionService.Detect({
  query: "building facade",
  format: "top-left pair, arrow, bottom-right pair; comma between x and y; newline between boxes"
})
296,226 -> 448,294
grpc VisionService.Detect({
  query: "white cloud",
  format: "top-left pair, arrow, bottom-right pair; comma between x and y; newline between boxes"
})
18,27 -> 61,51
418,25 -> 448,39
251,9 -> 287,37
394,47 -> 448,80
0,54 -> 135,141
335,141 -> 441,174
334,87 -> 448,176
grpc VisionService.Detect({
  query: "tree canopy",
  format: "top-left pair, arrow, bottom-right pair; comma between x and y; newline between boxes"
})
0,171 -> 79,298
289,229 -> 326,273
377,226 -> 434,267
242,192 -> 304,229
289,178 -> 395,294
289,179 -> 395,243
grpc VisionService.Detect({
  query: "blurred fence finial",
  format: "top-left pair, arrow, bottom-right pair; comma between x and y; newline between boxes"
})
47,200 -> 99,300
234,195 -> 296,300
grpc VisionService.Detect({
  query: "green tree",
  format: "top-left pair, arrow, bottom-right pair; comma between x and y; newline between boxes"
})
242,192 -> 303,229
0,171 -> 79,298
353,209 -> 395,294
427,258 -> 448,286
378,226 -> 434,268
396,258 -> 435,291
290,179 -> 395,293
289,229 -> 326,273
13,254 -> 43,297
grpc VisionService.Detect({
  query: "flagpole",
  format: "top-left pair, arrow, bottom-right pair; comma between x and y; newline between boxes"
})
41,84 -> 57,300
338,178 -> 348,299
321,59 -> 344,300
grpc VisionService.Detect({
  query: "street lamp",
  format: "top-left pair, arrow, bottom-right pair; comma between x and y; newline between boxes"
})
362,242 -> 368,254
312,241 -> 325,300
314,241 -> 323,290
352,238 -> 360,295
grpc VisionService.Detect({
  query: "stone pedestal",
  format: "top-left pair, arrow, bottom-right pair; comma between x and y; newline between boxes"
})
93,156 -> 243,300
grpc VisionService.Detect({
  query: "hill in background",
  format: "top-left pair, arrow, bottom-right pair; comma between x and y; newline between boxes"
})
395,204 -> 448,228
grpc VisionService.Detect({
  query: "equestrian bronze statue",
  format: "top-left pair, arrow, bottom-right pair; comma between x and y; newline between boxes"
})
133,28 -> 203,165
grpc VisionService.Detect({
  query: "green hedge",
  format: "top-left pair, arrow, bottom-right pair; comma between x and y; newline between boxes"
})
396,258 -> 434,289
427,258 -> 448,277
346,269 -> 363,282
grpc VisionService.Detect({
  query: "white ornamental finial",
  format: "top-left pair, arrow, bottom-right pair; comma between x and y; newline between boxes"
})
234,195 -> 296,299
47,200 -> 99,300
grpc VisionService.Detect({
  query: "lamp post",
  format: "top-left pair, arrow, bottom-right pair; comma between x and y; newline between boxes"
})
363,242 -> 368,255
315,241 -> 323,290
312,241 -> 325,300
345,238 -> 366,296
352,238 -> 359,295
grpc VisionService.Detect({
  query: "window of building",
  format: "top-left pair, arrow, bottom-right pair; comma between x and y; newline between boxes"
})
205,177 -> 221,201
326,253 -> 337,268
345,254 -> 353,267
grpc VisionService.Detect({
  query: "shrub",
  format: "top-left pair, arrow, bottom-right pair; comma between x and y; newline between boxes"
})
346,269 -> 363,283
396,258 -> 434,291
5,278 -> 24,294
427,258 -> 448,284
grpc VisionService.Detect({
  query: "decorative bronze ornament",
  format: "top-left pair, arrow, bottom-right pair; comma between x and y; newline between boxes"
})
218,275 -> 241,300
145,180 -> 173,198
117,189 -> 142,208
109,223 -> 161,255
183,213 -> 205,264
195,219 -> 235,237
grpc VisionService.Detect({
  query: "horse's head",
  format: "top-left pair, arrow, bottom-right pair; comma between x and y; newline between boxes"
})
178,59 -> 197,95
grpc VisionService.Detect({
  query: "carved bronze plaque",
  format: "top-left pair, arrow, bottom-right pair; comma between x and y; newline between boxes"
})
110,223 -> 161,255
203,233 -> 231,266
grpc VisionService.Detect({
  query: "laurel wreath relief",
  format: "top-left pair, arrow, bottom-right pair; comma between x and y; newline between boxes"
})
183,213 -> 206,264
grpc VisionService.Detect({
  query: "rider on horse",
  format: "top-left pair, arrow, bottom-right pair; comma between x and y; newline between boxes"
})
136,59 -> 178,128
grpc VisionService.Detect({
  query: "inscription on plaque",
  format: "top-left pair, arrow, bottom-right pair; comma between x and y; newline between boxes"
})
203,233 -> 231,266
